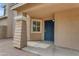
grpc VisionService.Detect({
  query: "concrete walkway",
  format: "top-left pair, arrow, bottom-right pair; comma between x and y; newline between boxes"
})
0,39 -> 39,56
23,41 -> 79,56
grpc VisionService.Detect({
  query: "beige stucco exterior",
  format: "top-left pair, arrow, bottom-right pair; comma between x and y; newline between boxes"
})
0,4 -> 15,38
6,4 -> 15,38
0,16 -> 7,38
55,8 -> 79,50
0,17 -> 7,26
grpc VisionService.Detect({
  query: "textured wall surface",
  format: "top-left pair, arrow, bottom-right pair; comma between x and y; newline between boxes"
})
0,26 -> 7,39
55,8 -> 79,50
6,4 -> 15,38
0,18 -> 7,26
31,33 -> 42,41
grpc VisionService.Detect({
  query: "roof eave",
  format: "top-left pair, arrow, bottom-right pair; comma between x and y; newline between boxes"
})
10,3 -> 27,10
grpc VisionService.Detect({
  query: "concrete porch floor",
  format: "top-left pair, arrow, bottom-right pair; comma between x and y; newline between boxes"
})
23,41 -> 79,56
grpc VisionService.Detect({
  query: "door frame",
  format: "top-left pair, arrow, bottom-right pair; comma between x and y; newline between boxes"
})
43,19 -> 55,41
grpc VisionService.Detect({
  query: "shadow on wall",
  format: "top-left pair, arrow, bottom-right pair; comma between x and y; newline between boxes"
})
0,25 -> 7,39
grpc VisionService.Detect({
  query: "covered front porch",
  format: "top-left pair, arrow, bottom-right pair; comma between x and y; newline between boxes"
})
13,4 -> 57,49
12,3 -> 79,54
13,14 -> 55,48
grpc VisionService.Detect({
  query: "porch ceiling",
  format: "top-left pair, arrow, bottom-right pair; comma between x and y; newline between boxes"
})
16,3 -> 79,19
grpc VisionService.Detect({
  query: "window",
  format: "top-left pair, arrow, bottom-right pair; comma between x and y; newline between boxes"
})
32,20 -> 42,33
0,4 -> 6,16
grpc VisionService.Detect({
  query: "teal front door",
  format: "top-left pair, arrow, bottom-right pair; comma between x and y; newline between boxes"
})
44,20 -> 54,41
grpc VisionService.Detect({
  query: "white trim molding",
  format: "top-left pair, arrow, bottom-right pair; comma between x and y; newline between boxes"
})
14,15 -> 26,21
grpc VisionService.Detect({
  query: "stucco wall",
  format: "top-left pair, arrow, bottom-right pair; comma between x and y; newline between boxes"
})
0,26 -> 7,39
31,33 -> 42,41
0,17 -> 7,39
6,4 -> 15,38
0,18 -> 7,26
55,8 -> 79,50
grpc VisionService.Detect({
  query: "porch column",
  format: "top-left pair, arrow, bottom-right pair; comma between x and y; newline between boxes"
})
13,15 -> 27,49
26,15 -> 31,40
